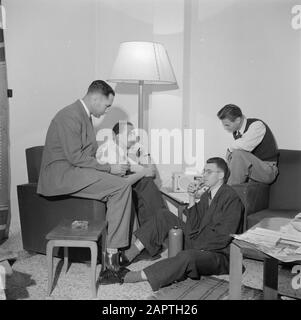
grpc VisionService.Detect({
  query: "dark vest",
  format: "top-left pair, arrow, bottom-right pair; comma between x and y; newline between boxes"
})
233,118 -> 278,162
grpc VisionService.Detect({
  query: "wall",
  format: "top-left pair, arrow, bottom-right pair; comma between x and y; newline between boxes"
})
94,0 -> 184,186
186,0 -> 301,161
4,0 -> 185,235
4,0 -> 98,232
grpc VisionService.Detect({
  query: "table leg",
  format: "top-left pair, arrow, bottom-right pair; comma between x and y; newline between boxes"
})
63,247 -> 68,273
46,241 -> 54,296
229,242 -> 243,299
90,242 -> 98,299
263,257 -> 278,300
178,206 -> 185,221
101,226 -> 107,272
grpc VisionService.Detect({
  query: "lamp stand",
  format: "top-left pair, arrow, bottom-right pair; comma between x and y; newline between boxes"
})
138,80 -> 144,130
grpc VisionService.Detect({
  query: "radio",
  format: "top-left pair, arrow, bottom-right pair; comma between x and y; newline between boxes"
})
172,172 -> 195,193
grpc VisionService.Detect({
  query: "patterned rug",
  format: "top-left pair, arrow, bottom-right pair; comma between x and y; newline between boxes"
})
148,276 -> 263,300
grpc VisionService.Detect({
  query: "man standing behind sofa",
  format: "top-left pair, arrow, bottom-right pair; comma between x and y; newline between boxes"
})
38,80 -> 137,272
217,104 -> 279,185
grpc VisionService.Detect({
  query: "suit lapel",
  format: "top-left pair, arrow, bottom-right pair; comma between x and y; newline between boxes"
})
76,100 -> 92,128
197,185 -> 226,235
75,100 -> 98,152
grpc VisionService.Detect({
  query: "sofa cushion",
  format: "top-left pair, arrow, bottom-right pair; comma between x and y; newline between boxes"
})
269,149 -> 301,210
247,209 -> 299,229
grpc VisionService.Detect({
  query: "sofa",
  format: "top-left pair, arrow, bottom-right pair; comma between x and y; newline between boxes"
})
246,149 -> 301,228
17,146 -> 106,259
231,149 -> 301,231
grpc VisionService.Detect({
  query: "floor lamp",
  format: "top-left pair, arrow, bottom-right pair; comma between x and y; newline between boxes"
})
107,41 -> 177,131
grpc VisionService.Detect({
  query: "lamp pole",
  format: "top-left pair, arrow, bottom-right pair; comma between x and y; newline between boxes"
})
138,80 -> 144,130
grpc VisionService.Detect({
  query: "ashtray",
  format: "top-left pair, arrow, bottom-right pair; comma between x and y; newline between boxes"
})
71,220 -> 89,230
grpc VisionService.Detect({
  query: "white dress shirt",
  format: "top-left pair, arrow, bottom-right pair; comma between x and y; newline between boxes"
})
209,182 -> 223,200
96,139 -> 146,173
80,99 -> 91,118
229,117 -> 266,152
96,138 -> 129,165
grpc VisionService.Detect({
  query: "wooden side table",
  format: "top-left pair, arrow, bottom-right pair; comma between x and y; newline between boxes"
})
229,239 -> 279,300
46,219 -> 107,299
229,217 -> 295,300
160,188 -> 188,221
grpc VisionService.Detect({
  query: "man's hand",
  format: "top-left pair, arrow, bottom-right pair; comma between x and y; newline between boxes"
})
187,181 -> 199,208
187,181 -> 200,197
110,164 -> 129,176
195,185 -> 209,199
226,148 -> 232,163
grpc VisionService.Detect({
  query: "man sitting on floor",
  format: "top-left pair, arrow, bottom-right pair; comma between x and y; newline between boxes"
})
103,157 -> 244,291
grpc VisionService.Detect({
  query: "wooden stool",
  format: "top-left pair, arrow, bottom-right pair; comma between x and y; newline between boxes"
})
46,219 -> 107,299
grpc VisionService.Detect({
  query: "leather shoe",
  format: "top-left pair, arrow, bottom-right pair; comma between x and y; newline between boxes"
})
98,267 -> 130,285
105,251 -> 120,272
119,251 -> 131,267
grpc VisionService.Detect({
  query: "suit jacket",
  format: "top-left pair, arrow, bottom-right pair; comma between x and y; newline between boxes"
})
183,184 -> 244,255
37,100 -> 111,196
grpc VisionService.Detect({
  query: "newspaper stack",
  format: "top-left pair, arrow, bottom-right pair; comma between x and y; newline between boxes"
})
232,214 -> 301,263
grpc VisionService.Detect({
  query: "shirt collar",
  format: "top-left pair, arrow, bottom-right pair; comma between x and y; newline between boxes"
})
209,182 -> 223,199
80,99 -> 90,118
238,116 -> 247,135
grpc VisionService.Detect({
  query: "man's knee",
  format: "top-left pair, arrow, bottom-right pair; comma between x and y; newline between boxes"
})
176,249 -> 197,264
231,149 -> 249,160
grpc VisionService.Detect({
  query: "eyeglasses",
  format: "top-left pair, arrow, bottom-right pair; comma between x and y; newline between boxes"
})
202,169 -> 221,175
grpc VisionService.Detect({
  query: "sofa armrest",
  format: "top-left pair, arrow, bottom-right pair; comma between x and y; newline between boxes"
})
231,182 -> 270,231
17,183 -> 106,254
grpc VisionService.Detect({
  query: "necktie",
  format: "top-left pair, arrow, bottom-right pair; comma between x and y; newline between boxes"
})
89,115 -> 93,126
235,131 -> 242,139
208,191 -> 212,206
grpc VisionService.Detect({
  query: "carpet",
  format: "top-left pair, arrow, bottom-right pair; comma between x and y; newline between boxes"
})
1,231 -> 300,300
148,276 -> 263,300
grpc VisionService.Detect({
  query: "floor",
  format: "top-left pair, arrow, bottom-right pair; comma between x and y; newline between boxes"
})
0,224 -> 300,300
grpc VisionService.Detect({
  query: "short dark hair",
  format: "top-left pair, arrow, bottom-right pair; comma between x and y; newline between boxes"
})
87,80 -> 115,97
112,121 -> 133,136
217,104 -> 242,122
206,157 -> 230,183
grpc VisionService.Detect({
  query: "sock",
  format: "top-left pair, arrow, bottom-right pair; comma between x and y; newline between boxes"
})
106,248 -> 118,254
124,271 -> 145,283
141,270 -> 147,280
124,242 -> 142,262
134,239 -> 145,251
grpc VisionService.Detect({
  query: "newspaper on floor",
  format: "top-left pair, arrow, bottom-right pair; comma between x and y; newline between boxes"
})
232,214 -> 301,263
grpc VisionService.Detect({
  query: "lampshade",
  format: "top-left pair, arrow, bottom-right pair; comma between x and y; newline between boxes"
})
108,41 -> 177,85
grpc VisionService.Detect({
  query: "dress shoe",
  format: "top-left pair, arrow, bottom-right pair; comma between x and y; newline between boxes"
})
119,251 -> 131,267
98,267 -> 130,285
104,251 -> 120,272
